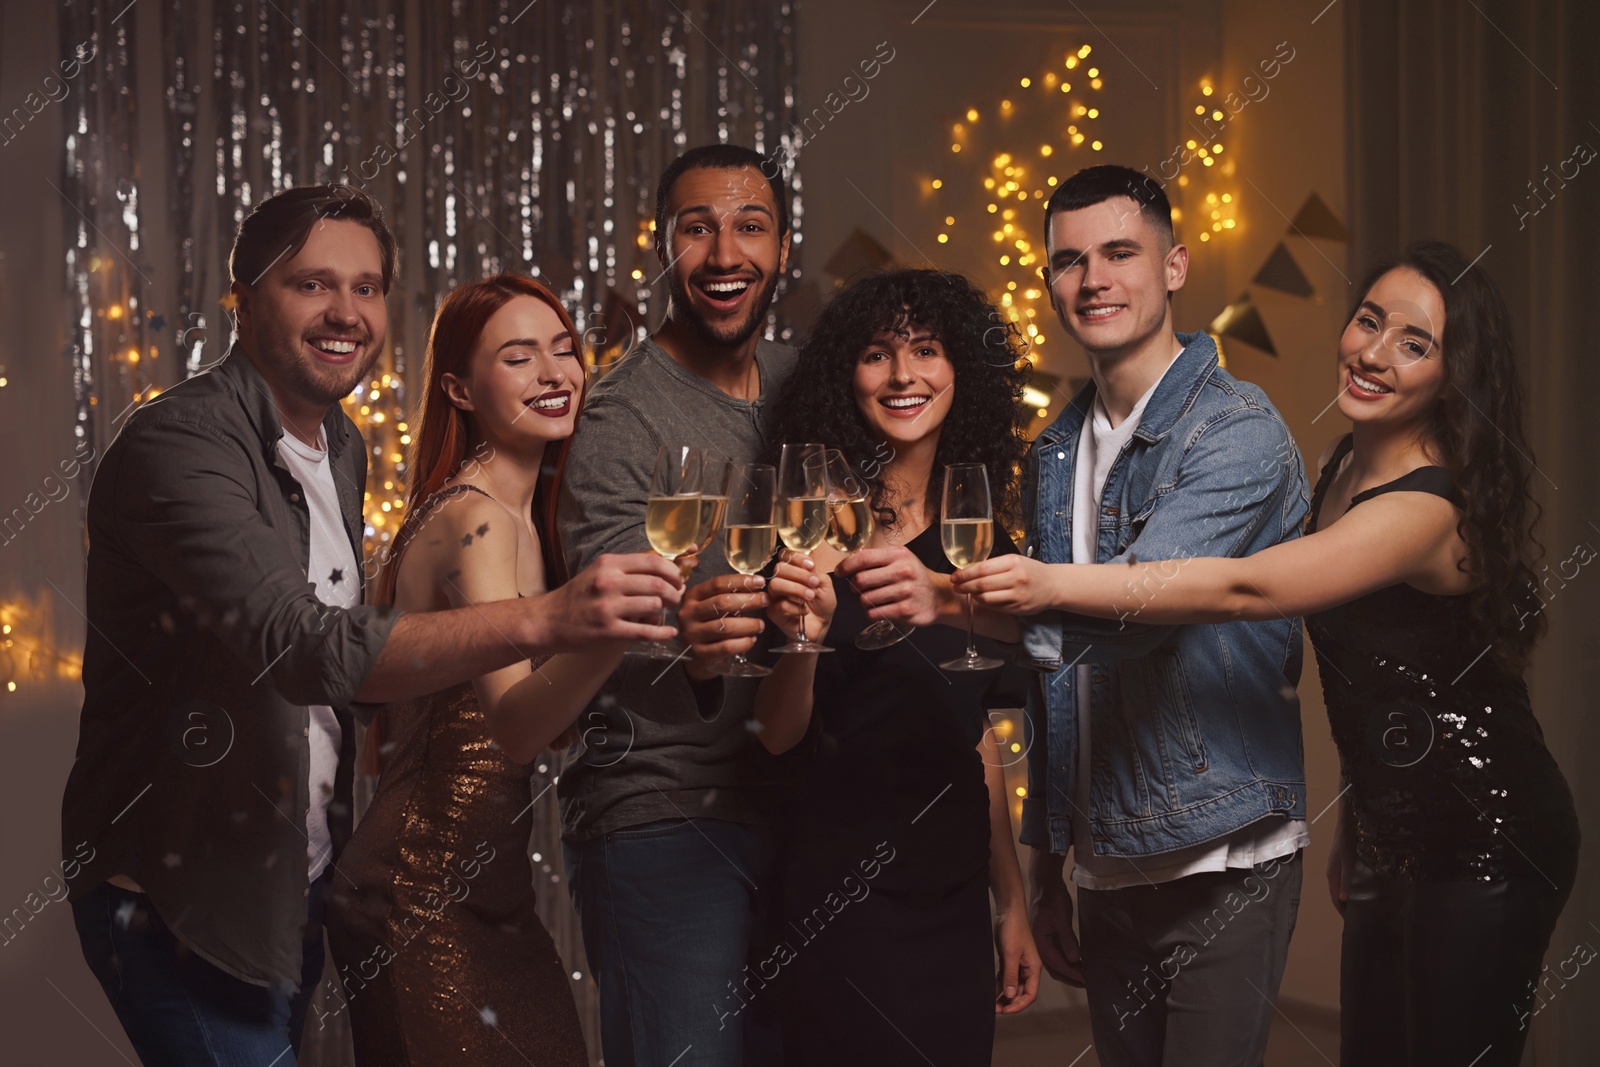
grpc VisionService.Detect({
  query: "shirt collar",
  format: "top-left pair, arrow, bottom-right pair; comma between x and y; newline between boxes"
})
1128,330 -> 1219,442
214,343 -> 353,458
1091,345 -> 1184,435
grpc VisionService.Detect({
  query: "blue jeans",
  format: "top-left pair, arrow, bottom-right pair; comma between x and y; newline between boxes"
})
71,873 -> 329,1066
565,818 -> 780,1067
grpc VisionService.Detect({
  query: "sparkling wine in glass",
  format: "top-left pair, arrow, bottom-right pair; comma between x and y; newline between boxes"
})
631,445 -> 701,660
694,455 -> 730,559
940,463 -> 1003,671
818,450 -> 910,650
713,463 -> 777,678
772,443 -> 834,654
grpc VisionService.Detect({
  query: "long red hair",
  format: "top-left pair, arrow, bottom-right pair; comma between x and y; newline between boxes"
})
376,273 -> 586,608
364,275 -> 586,776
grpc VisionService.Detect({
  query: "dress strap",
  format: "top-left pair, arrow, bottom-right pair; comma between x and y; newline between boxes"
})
1307,434 -> 1463,534
391,482 -> 516,575
1306,434 -> 1354,535
419,482 -> 496,511
1350,466 -> 1463,508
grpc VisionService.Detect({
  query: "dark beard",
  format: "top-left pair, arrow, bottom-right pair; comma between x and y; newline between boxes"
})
264,329 -> 380,409
669,270 -> 780,350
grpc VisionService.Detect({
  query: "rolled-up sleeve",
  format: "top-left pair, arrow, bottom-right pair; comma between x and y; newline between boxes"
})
111,415 -> 401,708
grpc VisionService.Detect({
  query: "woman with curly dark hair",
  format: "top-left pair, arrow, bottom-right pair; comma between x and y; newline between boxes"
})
704,268 -> 1040,1063
955,241 -> 1580,1066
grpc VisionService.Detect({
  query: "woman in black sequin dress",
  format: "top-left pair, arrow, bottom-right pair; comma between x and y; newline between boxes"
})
955,242 -> 1578,1066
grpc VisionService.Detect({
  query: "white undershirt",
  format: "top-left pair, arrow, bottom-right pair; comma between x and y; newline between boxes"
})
275,427 -> 359,883
1069,350 -> 1307,890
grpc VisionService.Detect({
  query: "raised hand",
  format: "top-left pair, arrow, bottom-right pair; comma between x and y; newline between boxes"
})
537,552 -> 684,650
950,554 -> 1062,616
835,546 -> 940,627
680,572 -> 770,676
765,550 -> 837,645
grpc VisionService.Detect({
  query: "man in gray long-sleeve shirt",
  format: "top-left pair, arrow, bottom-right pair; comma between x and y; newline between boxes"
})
557,145 -> 796,1067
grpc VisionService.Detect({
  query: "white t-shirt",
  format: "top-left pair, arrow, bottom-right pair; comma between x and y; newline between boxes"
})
1069,350 -> 1307,890
275,427 -> 360,883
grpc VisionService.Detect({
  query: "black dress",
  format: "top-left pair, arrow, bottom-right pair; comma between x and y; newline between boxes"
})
775,520 -> 1024,1067
1306,435 -> 1579,1067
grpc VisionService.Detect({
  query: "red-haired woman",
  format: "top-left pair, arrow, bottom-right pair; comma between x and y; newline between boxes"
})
327,275 -> 679,1065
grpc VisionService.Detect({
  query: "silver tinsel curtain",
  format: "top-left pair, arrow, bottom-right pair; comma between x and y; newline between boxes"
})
55,1 -> 800,1061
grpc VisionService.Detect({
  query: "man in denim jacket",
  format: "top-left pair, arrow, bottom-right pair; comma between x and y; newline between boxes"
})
976,165 -> 1310,1065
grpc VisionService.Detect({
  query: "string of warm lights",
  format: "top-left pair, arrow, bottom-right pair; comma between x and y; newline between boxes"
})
1184,80 -> 1241,244
342,372 -> 412,549
86,282 -> 165,404
0,594 -> 83,695
925,51 -> 1246,426
926,44 -> 1105,380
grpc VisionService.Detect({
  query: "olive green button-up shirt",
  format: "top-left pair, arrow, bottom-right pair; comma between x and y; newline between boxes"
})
61,347 -> 403,988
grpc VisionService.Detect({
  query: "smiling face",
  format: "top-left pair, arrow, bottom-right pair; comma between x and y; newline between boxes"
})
1335,267 -> 1448,430
235,218 -> 388,414
442,295 -> 583,448
1043,196 -> 1185,357
659,164 -> 790,348
851,324 -> 956,454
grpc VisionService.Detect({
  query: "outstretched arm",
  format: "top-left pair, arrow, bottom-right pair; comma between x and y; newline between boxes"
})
955,406 -> 1307,666
403,493 -> 682,762
953,488 -> 1463,625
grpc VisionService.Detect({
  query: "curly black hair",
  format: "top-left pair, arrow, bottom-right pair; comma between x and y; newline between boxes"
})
1348,241 -> 1546,671
767,269 -> 1030,532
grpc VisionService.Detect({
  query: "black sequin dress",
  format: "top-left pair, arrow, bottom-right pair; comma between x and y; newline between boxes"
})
1307,435 -> 1580,1066
1305,435 -> 1578,884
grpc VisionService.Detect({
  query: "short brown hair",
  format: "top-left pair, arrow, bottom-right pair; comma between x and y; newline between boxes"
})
229,183 -> 398,293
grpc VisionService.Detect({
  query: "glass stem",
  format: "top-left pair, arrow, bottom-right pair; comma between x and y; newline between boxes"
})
965,593 -> 978,656
663,555 -> 688,631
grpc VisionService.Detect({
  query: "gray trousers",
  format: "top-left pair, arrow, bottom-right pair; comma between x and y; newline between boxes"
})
1078,851 -> 1303,1067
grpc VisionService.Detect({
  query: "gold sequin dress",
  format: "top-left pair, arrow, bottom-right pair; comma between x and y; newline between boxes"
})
327,673 -> 588,1066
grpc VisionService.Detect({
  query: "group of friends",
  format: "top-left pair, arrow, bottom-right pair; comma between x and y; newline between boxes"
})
60,142 -> 1579,1067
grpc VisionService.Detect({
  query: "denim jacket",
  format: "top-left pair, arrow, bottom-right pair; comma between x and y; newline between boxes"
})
1019,331 -> 1309,858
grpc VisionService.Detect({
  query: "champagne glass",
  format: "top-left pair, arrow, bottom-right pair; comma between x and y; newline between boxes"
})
818,450 -> 909,650
940,463 -> 1004,671
693,454 -> 730,561
712,463 -> 777,678
631,445 -> 702,660
772,443 -> 834,654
